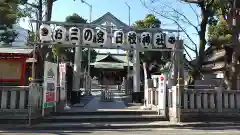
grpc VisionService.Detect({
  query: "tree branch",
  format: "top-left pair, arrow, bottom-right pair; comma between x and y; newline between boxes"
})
161,3 -> 199,33
182,0 -> 204,4
139,0 -> 198,54
184,47 -> 193,61
206,0 -> 215,9
184,43 -> 198,56
188,3 -> 200,25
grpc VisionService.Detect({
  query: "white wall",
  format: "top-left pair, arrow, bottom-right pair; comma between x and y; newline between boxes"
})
0,25 -> 29,47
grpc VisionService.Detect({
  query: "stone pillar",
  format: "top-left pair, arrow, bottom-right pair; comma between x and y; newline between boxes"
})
72,47 -> 82,103
216,87 -> 223,113
169,40 -> 184,123
169,86 -> 178,122
133,46 -> 140,93
133,45 -> 141,103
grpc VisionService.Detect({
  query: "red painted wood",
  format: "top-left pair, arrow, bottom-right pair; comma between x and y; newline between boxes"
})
46,91 -> 55,102
20,59 -> 27,86
0,51 -> 37,86
0,79 -> 20,82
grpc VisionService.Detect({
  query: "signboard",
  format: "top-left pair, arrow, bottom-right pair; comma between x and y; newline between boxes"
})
59,63 -> 66,101
158,74 -> 167,112
43,61 -> 58,109
59,63 -> 66,73
46,91 -> 55,102
151,74 -> 167,115
0,60 -> 22,80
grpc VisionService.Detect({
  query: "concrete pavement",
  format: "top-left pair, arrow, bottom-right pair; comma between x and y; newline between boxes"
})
65,90 -> 128,112
1,127 -> 240,135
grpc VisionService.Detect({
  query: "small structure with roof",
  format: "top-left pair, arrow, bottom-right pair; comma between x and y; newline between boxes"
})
88,12 -> 132,86
0,47 -> 37,86
90,53 -> 133,85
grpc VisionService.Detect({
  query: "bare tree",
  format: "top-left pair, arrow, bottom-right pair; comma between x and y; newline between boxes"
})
140,0 -> 216,85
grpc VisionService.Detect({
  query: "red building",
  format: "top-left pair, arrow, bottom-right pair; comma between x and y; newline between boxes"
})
0,47 -> 36,86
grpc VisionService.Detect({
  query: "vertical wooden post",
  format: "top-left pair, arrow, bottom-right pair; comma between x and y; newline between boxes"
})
21,59 -> 27,86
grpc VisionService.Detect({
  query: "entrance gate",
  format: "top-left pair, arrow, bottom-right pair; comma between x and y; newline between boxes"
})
30,19 -> 184,120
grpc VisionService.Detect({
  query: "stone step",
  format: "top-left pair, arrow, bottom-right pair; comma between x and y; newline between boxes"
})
42,114 -> 167,123
0,113 -> 42,124
55,109 -> 159,116
29,121 -> 172,130
3,121 -> 240,130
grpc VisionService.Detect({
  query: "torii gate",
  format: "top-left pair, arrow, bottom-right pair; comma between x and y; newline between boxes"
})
30,16 -> 185,122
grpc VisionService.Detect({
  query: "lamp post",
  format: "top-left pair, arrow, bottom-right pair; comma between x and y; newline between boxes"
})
81,0 -> 92,23
125,2 -> 131,93
125,2 -> 131,26
81,0 -> 92,95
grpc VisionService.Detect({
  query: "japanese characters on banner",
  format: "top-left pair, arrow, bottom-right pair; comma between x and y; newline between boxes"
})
158,74 -> 167,111
127,31 -> 137,48
40,24 -> 52,41
59,63 -> 66,101
96,29 -> 108,46
43,61 -> 58,109
140,32 -> 152,49
112,30 -> 124,48
53,26 -> 67,42
83,28 -> 94,44
69,27 -> 81,45
39,24 -> 176,49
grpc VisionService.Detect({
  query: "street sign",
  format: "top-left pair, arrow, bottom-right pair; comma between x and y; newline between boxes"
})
59,63 -> 67,101
160,76 -> 165,81
43,102 -> 55,108
46,91 -> 55,102
59,63 -> 66,73
43,61 -> 58,110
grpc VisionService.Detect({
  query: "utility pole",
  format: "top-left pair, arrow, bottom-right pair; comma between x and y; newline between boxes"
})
80,0 -> 92,95
72,0 -> 84,97
125,2 -> 131,94
125,2 -> 131,26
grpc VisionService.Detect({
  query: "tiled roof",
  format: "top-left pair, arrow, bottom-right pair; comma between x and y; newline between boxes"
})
90,62 -> 133,69
91,12 -> 129,28
91,53 -> 133,69
95,53 -> 132,64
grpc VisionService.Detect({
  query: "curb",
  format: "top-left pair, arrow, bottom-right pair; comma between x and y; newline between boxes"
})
2,122 -> 240,131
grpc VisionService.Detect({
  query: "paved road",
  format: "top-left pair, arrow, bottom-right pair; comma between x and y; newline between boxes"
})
1,127 -> 240,135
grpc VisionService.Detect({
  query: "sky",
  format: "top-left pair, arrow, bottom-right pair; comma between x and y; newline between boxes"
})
19,0 -> 199,56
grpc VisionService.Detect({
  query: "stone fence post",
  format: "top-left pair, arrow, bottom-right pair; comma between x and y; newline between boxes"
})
216,86 -> 223,113
169,86 -> 180,123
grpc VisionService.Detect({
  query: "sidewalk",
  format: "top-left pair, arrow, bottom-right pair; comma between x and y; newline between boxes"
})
83,96 -> 127,111
64,95 -> 128,112
2,121 -> 240,130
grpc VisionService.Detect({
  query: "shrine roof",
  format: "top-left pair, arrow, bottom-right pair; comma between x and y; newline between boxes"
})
91,53 -> 133,69
90,62 -> 133,69
95,53 -> 132,64
0,47 -> 33,54
91,12 -> 129,28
